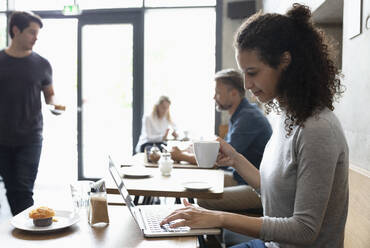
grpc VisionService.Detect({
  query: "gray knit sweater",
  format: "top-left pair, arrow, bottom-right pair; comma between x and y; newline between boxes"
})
260,108 -> 349,248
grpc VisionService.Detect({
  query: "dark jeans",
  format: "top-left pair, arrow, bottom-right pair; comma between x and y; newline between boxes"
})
230,239 -> 266,248
0,142 -> 42,215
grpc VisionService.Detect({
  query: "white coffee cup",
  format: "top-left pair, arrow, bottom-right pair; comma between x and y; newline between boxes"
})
193,141 -> 220,168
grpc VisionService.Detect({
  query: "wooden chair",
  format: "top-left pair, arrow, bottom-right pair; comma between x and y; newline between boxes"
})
219,124 -> 228,139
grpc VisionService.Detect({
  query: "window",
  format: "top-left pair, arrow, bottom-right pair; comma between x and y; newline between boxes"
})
79,0 -> 143,10
144,0 -> 216,7
0,14 -> 6,49
14,0 -> 64,11
81,23 -> 134,178
0,1 -> 6,11
13,0 -> 143,11
33,18 -> 78,183
2,2 -> 219,182
144,8 -> 216,139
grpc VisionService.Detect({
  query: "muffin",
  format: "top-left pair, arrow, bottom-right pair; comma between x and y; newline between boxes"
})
54,104 -> 66,111
29,206 -> 55,227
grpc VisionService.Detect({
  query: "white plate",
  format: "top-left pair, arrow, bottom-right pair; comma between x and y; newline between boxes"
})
183,181 -> 212,191
11,207 -> 80,233
50,109 -> 64,115
121,167 -> 152,178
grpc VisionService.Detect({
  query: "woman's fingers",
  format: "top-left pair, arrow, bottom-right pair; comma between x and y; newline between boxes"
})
160,203 -> 193,225
160,211 -> 190,226
168,219 -> 189,228
183,198 -> 191,206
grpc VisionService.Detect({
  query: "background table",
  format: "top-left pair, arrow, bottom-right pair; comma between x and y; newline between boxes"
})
106,167 -> 224,199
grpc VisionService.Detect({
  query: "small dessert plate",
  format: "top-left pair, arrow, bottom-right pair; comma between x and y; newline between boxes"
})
11,207 -> 80,233
182,181 -> 212,191
47,105 -> 65,115
50,109 -> 64,115
120,167 -> 152,178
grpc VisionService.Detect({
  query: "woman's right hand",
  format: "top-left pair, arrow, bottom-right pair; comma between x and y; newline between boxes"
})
216,137 -> 239,168
160,199 -> 223,229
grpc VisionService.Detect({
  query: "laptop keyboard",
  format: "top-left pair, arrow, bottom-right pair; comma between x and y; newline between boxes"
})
143,208 -> 190,233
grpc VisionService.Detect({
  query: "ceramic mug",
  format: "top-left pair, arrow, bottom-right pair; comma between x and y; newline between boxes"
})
193,141 -> 220,168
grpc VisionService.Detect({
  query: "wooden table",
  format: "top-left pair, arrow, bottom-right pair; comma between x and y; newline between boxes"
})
0,205 -> 197,248
106,167 -> 224,199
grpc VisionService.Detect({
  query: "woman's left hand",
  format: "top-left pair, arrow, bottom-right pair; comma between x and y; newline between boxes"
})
160,199 -> 223,228
216,137 -> 239,168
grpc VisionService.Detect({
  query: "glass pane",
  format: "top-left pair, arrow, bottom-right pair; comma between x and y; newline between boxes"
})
79,0 -> 143,10
32,18 -> 78,183
14,0 -> 143,11
82,24 -> 133,178
144,8 -> 216,140
0,14 -> 6,49
14,0 -> 64,11
145,0 -> 216,7
0,1 -> 6,11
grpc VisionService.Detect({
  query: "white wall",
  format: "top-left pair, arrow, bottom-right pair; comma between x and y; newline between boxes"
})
220,0 -> 262,125
262,0 -> 325,14
222,0 -> 246,69
336,0 -> 370,171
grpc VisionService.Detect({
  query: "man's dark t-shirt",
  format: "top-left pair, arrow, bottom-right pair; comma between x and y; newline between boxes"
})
0,50 -> 52,145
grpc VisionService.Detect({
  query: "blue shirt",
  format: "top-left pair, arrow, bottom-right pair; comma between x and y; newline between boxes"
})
225,98 -> 272,184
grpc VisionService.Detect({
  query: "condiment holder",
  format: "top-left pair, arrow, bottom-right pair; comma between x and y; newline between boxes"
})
88,179 -> 109,226
158,151 -> 173,176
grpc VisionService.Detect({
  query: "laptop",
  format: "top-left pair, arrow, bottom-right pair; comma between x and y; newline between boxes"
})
108,156 -> 221,237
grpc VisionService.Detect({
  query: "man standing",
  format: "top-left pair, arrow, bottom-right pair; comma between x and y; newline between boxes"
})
0,11 -> 64,215
171,69 -> 272,211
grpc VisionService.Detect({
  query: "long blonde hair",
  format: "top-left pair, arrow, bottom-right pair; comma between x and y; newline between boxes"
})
152,96 -> 172,123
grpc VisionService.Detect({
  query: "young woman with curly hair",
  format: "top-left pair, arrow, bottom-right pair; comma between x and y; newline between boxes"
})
161,4 -> 348,248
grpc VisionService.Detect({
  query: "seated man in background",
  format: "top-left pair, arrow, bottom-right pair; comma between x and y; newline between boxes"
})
171,68 -> 272,211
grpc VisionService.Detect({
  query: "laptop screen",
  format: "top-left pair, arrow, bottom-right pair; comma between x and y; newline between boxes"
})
108,156 -> 137,217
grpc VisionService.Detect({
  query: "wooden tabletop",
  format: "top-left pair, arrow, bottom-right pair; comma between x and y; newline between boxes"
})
0,205 -> 197,248
106,167 -> 224,199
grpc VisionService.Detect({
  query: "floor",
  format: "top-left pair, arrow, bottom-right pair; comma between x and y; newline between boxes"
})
0,180 -> 12,221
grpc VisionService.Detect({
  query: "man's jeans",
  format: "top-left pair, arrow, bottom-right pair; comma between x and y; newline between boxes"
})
0,142 -> 42,215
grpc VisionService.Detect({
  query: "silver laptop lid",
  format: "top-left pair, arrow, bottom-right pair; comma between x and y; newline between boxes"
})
108,156 -> 222,237
108,156 -> 142,227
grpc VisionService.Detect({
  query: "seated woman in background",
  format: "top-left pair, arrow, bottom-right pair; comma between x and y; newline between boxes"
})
135,95 -> 178,153
161,4 -> 348,248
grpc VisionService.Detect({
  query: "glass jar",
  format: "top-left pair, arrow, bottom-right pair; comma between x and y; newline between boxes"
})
88,179 -> 109,226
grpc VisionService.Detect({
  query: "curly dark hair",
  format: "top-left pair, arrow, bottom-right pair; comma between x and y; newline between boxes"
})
234,3 -> 344,135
